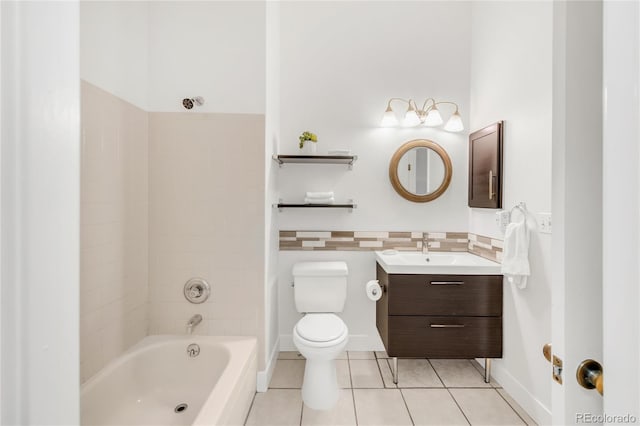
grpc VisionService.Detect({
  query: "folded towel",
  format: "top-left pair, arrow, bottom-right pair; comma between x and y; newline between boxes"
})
305,191 -> 334,199
305,197 -> 334,204
501,214 -> 531,289
328,149 -> 352,155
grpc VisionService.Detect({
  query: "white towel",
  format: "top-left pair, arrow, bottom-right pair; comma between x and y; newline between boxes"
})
305,197 -> 334,204
305,191 -> 334,199
501,215 -> 531,289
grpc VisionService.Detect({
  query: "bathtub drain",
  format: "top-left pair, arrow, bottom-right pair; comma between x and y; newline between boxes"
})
175,403 -> 188,413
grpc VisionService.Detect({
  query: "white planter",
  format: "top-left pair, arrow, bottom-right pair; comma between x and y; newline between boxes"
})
302,142 -> 317,155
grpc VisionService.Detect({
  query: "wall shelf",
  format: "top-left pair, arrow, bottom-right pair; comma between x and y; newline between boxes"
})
272,154 -> 357,169
274,200 -> 357,212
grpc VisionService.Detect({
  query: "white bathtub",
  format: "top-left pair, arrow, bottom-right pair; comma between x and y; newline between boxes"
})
81,335 -> 257,426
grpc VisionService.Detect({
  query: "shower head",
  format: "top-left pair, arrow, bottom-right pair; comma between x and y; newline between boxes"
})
182,96 -> 205,110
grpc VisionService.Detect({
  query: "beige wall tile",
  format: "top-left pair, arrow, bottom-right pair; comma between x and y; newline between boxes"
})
148,111 -> 266,368
80,80 -> 149,383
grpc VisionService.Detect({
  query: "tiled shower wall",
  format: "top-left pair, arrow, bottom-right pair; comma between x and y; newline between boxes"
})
148,112 -> 266,368
80,81 -> 149,381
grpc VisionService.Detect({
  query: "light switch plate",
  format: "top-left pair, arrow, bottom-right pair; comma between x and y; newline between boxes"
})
495,210 -> 510,234
537,212 -> 552,234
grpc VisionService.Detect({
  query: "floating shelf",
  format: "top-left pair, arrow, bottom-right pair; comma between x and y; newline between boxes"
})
274,200 -> 357,212
272,154 -> 357,169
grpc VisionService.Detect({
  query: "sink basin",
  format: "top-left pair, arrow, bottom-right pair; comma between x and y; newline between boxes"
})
375,251 -> 501,275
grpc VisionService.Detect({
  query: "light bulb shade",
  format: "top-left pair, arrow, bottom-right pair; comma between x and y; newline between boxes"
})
444,111 -> 464,132
380,106 -> 398,127
423,107 -> 443,126
403,105 -> 420,126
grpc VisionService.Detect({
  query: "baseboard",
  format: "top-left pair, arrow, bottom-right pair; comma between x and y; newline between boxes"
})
476,359 -> 552,425
256,337 -> 280,393
279,334 -> 384,352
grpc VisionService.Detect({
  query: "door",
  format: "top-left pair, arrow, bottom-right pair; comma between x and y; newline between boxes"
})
552,1 -> 640,424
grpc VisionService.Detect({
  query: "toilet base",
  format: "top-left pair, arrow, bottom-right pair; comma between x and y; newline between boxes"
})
301,358 -> 339,410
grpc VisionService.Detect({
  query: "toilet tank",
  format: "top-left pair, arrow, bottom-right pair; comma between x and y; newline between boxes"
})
293,261 -> 348,313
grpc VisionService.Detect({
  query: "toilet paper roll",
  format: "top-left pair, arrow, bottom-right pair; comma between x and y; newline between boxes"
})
366,280 -> 382,301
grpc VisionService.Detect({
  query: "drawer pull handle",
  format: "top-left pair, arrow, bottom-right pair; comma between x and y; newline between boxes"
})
430,324 -> 466,328
429,281 -> 464,285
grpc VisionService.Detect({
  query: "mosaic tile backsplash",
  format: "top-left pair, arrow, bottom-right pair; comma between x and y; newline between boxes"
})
279,231 -> 503,262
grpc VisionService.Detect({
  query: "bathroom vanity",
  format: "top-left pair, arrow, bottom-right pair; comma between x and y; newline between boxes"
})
374,251 -> 502,383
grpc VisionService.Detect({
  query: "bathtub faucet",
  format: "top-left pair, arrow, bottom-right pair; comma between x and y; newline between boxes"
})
186,314 -> 203,335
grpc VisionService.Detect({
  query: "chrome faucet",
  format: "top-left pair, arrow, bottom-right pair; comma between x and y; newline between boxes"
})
186,314 -> 203,335
422,235 -> 430,255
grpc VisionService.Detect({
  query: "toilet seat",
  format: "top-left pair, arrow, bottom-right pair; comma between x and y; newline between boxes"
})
294,314 -> 348,348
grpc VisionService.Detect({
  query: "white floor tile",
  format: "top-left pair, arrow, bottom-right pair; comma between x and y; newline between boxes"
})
278,351 -> 305,360
402,389 -> 469,426
245,389 -> 302,426
375,351 -> 389,359
348,351 -> 376,360
270,360 -> 305,389
497,388 -> 538,425
336,359 -> 352,389
353,389 -> 413,426
430,359 -> 491,388
469,359 -> 501,388
377,359 -> 397,388
450,388 -> 525,425
301,389 -> 356,426
349,360 -> 384,388
397,359 -> 443,388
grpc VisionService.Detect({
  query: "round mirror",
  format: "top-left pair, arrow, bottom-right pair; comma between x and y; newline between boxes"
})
389,139 -> 452,202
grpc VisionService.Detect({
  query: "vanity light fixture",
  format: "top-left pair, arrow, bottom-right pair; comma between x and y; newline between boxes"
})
380,98 -> 464,132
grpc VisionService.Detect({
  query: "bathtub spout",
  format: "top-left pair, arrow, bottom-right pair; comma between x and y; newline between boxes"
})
186,314 -> 203,335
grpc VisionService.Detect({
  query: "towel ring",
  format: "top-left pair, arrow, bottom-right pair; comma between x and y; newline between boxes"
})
509,202 -> 528,222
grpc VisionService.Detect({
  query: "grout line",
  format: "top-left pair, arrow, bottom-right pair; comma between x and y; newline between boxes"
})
398,388 -> 416,426
446,388 -> 472,426
495,388 -> 532,426
429,361 -> 472,426
383,358 -> 397,388
427,359 -> 447,388
243,392 -> 258,426
299,393 -> 304,426
347,357 -> 359,426
373,355 -> 387,388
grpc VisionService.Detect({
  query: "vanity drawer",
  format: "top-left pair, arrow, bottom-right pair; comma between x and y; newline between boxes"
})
387,274 -> 502,316
387,316 -> 502,358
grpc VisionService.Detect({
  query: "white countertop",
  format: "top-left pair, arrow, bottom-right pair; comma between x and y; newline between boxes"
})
375,251 -> 502,275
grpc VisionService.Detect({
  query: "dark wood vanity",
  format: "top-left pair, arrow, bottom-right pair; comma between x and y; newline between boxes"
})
376,263 -> 503,381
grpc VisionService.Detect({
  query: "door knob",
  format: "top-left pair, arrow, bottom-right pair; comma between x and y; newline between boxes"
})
576,359 -> 603,396
543,343 -> 552,362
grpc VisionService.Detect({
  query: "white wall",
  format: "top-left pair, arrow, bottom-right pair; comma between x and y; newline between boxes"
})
80,1 -> 149,110
1,2 -> 80,423
469,2 -> 553,424
278,1 -> 471,350
148,1 -> 265,114
261,1 -> 281,391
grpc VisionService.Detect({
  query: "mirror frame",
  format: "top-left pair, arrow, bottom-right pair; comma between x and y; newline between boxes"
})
389,139 -> 453,203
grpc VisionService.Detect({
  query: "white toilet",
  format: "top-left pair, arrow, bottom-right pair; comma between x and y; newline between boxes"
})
292,261 -> 349,410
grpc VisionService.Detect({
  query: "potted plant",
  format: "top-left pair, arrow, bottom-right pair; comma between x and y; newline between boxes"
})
299,131 -> 318,155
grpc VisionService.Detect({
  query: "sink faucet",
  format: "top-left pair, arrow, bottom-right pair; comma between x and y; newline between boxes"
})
186,314 -> 203,335
422,235 -> 430,255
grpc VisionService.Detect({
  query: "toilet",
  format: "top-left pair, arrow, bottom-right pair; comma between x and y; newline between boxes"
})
292,261 -> 349,410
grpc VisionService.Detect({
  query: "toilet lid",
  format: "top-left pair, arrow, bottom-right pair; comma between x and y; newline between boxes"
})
295,314 -> 347,343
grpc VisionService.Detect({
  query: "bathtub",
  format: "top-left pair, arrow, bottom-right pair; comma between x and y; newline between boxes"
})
81,335 -> 257,426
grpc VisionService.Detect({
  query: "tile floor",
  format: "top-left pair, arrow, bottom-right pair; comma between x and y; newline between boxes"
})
245,351 -> 537,426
